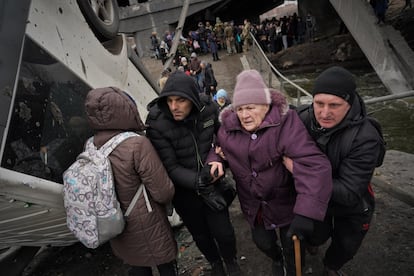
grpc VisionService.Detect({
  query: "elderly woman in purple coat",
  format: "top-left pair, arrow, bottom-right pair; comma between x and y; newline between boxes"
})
206,70 -> 333,276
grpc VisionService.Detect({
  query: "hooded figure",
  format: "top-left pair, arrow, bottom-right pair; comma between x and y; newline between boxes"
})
214,88 -> 231,111
145,72 -> 241,275
200,61 -> 218,96
84,87 -> 177,274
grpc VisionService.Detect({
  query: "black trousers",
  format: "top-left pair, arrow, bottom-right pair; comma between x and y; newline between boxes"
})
309,209 -> 374,270
251,223 -> 305,276
173,189 -> 237,263
128,261 -> 177,276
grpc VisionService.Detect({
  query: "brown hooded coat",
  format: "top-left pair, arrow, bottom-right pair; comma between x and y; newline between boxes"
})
84,87 -> 177,266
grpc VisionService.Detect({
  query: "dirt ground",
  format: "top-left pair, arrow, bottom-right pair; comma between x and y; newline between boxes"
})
23,180 -> 414,276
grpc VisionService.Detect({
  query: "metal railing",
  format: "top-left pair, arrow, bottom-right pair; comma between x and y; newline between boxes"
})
364,90 -> 414,104
247,33 -> 312,106
247,32 -> 414,106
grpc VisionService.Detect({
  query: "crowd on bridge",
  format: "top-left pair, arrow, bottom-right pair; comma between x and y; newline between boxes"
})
149,18 -> 247,66
150,12 -> 317,67
251,11 -> 317,53
149,12 -> 319,102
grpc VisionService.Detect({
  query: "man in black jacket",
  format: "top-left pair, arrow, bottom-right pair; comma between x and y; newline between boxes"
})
200,61 -> 217,97
285,66 -> 385,276
145,71 -> 241,276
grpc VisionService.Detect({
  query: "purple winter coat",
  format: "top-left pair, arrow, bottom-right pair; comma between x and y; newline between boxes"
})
208,91 -> 332,229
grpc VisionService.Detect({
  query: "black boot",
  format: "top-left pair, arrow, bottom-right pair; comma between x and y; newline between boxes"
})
224,258 -> 241,276
323,267 -> 348,276
210,260 -> 226,276
215,53 -> 221,61
271,260 -> 286,276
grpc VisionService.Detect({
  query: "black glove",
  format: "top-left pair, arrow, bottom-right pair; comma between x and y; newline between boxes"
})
197,166 -> 227,212
286,215 -> 314,240
216,176 -> 237,206
198,165 -> 214,187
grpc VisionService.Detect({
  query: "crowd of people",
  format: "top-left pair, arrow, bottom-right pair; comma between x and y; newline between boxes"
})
149,18 -> 248,66
150,13 -> 317,64
251,12 -> 316,54
150,13 -> 318,95
148,0 -> 413,65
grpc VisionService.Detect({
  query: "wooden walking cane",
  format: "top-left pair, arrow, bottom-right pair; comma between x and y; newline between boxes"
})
292,235 -> 302,276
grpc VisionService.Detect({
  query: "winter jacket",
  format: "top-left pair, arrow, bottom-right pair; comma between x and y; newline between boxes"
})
297,94 -> 381,216
203,63 -> 217,88
189,57 -> 202,75
84,87 -> 177,266
207,32 -> 219,53
215,99 -> 231,112
145,72 -> 219,200
241,21 -> 251,40
207,91 -> 332,229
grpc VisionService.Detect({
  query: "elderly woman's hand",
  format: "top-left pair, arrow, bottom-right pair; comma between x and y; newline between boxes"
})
283,156 -> 293,173
215,146 -> 227,160
208,161 -> 225,183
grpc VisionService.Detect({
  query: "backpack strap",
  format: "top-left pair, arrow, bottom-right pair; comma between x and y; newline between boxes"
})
97,131 -> 153,216
124,184 -> 153,217
84,137 -> 96,151
99,132 -> 139,157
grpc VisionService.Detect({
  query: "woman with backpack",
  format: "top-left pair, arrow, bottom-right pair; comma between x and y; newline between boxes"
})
84,87 -> 177,276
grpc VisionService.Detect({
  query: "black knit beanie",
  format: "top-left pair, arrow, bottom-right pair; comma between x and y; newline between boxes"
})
312,66 -> 356,105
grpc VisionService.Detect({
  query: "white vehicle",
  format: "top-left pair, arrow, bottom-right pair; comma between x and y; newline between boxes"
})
0,0 -> 159,252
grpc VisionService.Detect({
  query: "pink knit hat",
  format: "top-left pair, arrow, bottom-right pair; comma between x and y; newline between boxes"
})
232,70 -> 272,108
